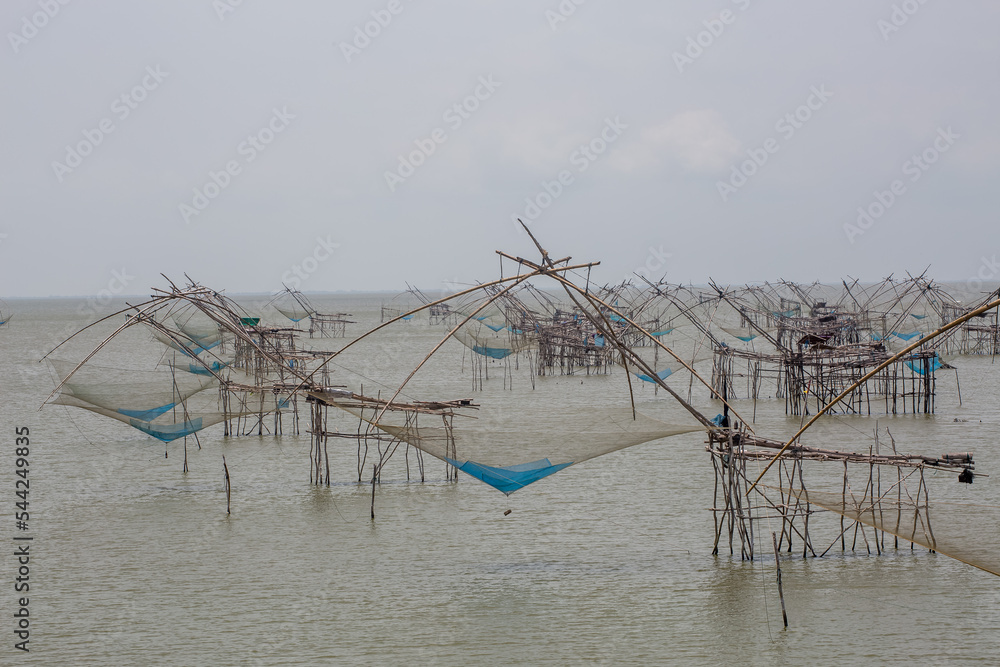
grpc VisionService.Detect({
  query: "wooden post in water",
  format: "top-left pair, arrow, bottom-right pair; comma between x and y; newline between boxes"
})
772,531 -> 788,628
223,455 -> 231,515
955,368 -> 962,407
370,463 -> 377,520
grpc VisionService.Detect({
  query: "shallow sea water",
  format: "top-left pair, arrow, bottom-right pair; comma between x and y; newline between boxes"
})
2,294 -> 999,665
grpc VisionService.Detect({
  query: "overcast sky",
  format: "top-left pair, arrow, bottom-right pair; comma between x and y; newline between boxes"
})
1,0 -> 997,297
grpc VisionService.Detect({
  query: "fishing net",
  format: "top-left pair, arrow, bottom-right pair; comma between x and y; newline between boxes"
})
171,312 -> 223,346
48,359 -> 230,442
719,325 -> 777,344
626,346 -> 710,385
273,302 -> 313,323
150,326 -> 224,358
45,313 -> 261,443
781,486 -> 1000,577
317,388 -> 702,494
271,290 -> 315,322
453,321 -> 534,360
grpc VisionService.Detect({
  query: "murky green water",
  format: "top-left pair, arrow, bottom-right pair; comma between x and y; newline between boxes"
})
2,295 -> 998,665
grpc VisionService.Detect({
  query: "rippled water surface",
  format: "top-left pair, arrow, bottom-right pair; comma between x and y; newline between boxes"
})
2,295 -> 999,665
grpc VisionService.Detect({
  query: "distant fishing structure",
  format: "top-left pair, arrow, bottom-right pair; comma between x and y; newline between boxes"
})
268,285 -> 356,338
0,299 -> 11,327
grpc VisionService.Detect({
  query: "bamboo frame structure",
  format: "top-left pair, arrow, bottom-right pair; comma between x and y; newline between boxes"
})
708,425 -> 974,561
38,241 -> 999,582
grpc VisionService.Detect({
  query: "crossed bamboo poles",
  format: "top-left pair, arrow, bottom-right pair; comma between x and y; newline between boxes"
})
747,290 -> 1000,494
42,233 -> 996,509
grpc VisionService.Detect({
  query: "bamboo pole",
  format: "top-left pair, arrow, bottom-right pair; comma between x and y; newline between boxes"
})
223,455 -> 231,515
772,531 -> 788,628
